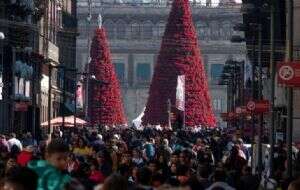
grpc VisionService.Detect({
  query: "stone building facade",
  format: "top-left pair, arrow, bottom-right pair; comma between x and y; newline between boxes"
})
76,1 -> 247,127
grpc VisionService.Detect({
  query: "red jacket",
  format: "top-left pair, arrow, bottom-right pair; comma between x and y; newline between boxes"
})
89,170 -> 105,184
17,150 -> 33,167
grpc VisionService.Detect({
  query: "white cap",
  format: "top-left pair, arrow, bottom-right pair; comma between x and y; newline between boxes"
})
97,134 -> 103,141
0,32 -> 5,40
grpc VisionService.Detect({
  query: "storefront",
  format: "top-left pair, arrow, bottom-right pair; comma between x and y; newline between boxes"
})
13,56 -> 34,133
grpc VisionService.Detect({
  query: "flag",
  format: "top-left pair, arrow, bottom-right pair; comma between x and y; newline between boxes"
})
132,107 -> 145,130
176,75 -> 185,111
76,81 -> 83,108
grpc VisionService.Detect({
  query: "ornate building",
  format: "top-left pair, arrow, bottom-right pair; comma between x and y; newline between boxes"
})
76,0 -> 246,127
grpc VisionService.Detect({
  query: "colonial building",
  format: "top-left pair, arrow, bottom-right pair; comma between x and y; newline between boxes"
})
0,0 -> 43,134
0,0 -> 77,135
39,0 -> 77,127
76,0 -> 247,127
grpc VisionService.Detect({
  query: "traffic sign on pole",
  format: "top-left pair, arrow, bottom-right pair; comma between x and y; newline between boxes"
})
247,101 -> 256,111
247,100 -> 270,113
277,62 -> 300,87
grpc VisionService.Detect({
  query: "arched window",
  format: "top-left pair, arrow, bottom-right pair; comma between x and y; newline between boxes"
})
210,21 -> 219,40
196,21 -> 207,40
223,21 -> 231,40
116,20 -> 127,39
143,21 -> 153,39
103,19 -> 115,39
157,22 -> 165,37
131,22 -> 141,39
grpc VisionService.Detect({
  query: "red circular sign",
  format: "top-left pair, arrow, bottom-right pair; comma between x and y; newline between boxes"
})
279,65 -> 294,81
247,101 -> 256,111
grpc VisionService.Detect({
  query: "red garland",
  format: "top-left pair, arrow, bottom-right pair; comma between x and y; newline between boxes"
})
88,28 -> 126,127
142,0 -> 216,128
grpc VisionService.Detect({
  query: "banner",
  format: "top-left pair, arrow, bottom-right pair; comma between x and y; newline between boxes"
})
176,75 -> 185,111
76,81 -> 83,108
247,100 -> 270,113
19,78 -> 24,95
14,76 -> 19,95
25,80 -> 30,97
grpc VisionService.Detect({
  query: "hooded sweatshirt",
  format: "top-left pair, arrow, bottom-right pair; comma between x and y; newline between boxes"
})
28,160 -> 71,190
17,150 -> 33,167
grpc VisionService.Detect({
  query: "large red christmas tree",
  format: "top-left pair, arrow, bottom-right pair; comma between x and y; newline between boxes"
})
142,0 -> 216,128
88,26 -> 126,127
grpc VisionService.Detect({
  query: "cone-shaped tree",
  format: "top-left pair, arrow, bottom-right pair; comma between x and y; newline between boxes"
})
88,27 -> 126,127
142,0 -> 216,128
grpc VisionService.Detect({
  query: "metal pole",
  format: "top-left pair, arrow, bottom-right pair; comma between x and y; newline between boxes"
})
31,55 -> 36,138
269,0 -> 276,177
48,64 -> 52,134
251,36 -> 256,174
167,99 -> 171,129
85,0 -> 92,122
11,48 -> 16,132
74,79 -> 77,128
62,68 -> 66,128
0,37 -> 4,130
286,0 -> 294,179
241,61 -> 245,129
257,23 -> 263,175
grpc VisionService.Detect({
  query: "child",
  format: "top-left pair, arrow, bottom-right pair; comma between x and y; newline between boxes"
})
28,139 -> 71,190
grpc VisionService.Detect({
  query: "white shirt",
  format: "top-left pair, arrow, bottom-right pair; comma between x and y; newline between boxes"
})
8,138 -> 23,151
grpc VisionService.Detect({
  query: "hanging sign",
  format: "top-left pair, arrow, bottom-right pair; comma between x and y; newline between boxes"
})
15,102 -> 28,112
255,100 -> 270,113
247,100 -> 270,113
277,62 -> 300,87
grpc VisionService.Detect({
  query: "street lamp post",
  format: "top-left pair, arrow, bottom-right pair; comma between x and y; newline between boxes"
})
47,64 -> 64,134
62,68 -> 78,128
0,32 -> 5,131
286,0 -> 294,179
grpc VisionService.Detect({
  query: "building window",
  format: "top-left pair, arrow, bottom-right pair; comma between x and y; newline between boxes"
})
204,25 -> 211,40
136,63 -> 151,82
116,20 -> 126,39
103,20 -> 115,39
223,21 -> 231,40
158,22 -> 165,37
131,22 -> 141,39
213,99 -> 222,112
196,22 -> 206,40
210,21 -> 219,40
143,21 -> 153,39
211,64 -> 224,82
113,60 -> 125,82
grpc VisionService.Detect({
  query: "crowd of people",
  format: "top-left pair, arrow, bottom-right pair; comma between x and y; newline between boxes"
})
0,127 -> 300,190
